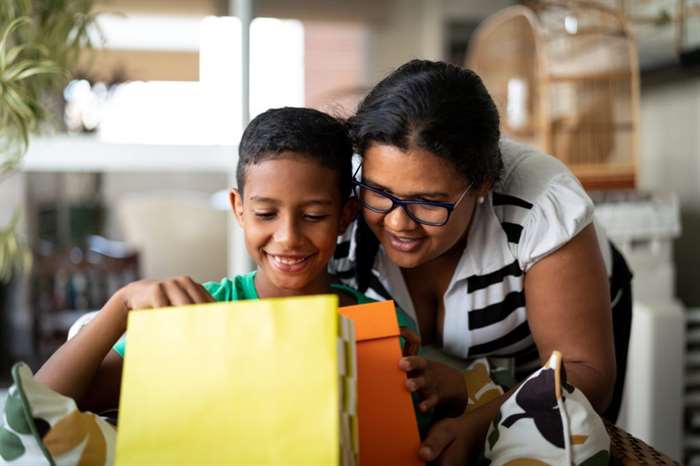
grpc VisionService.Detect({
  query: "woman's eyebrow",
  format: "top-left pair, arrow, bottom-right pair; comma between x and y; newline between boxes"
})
362,177 -> 449,198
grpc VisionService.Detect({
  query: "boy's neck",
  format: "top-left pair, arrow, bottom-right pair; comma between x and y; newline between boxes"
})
253,270 -> 335,300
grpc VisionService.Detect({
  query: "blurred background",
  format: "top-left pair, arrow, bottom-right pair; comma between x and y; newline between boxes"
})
1,0 -> 699,463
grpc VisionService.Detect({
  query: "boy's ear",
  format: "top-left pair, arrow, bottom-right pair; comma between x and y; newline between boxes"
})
230,188 -> 245,225
338,197 -> 358,234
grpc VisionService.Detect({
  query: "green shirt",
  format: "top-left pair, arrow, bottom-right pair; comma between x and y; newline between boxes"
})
113,271 -> 415,357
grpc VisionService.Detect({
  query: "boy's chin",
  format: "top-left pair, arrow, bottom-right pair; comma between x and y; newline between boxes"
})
267,273 -> 318,294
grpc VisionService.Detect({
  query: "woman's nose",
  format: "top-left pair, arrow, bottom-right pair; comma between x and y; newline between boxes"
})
384,205 -> 417,231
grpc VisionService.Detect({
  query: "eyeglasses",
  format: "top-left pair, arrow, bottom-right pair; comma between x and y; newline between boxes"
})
351,165 -> 472,227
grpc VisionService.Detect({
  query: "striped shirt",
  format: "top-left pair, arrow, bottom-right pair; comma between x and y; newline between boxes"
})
330,139 -> 613,378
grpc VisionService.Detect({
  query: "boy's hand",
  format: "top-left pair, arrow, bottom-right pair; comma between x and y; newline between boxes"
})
115,276 -> 215,316
399,356 -> 467,413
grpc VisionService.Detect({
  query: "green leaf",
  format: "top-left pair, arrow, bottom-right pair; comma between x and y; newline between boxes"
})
10,61 -> 60,82
0,426 -> 25,461
1,3 -> 100,271
0,17 -> 30,69
5,389 -> 31,434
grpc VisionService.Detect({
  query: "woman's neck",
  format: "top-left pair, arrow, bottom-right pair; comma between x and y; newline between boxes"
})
405,231 -> 468,282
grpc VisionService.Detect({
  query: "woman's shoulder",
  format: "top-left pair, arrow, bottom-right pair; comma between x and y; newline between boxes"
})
496,139 -> 580,204
493,139 -> 596,271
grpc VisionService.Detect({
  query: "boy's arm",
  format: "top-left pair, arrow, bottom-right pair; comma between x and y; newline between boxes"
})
35,276 -> 215,412
34,290 -> 130,411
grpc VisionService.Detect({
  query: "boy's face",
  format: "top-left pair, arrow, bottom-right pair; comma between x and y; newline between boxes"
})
231,154 -> 355,295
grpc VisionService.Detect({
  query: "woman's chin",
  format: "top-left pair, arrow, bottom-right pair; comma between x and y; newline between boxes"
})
382,247 -> 427,269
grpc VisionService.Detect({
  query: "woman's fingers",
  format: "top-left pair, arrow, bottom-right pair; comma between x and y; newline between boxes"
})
400,327 -> 421,356
419,393 -> 439,412
419,419 -> 457,462
406,375 -> 428,392
399,356 -> 428,372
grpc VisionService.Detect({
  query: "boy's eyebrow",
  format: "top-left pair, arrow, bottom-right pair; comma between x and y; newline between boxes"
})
248,196 -> 334,206
249,196 -> 279,203
362,177 -> 449,199
300,199 -> 334,206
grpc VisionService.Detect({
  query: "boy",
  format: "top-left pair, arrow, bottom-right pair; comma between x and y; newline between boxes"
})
35,107 -> 418,414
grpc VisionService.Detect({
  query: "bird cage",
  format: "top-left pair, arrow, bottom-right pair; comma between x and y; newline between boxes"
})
467,1 -> 640,189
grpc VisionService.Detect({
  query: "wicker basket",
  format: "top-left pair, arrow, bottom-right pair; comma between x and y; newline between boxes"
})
605,420 -> 678,465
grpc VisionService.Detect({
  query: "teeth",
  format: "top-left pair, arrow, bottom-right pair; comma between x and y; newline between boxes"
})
270,255 -> 307,265
397,237 -> 419,243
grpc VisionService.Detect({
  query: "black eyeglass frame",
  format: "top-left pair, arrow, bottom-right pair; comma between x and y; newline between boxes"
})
351,165 -> 472,227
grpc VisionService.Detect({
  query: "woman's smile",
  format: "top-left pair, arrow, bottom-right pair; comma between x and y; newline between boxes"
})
385,231 -> 425,253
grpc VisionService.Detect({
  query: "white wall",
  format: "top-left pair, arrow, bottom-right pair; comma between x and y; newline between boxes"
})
366,0 -> 514,83
639,77 -> 700,307
365,0 -> 444,83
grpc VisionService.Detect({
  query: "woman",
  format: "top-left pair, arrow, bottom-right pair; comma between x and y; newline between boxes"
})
331,59 -> 632,464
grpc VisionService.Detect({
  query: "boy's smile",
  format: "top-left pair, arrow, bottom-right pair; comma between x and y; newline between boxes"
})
265,253 -> 315,273
231,155 -> 355,298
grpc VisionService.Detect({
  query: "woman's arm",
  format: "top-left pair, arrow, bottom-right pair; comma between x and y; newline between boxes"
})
524,222 -> 615,412
421,223 -> 615,465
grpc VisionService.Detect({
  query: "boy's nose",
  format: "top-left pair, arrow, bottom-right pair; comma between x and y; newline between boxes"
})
274,216 -> 303,247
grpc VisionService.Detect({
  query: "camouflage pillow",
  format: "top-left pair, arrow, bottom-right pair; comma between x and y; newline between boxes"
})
0,363 -> 116,466
483,351 -> 610,466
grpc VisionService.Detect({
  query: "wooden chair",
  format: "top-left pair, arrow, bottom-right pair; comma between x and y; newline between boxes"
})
30,235 -> 139,357
605,420 -> 679,465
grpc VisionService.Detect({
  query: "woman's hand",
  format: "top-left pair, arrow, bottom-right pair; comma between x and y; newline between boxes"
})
418,388 -> 507,466
418,413 -> 482,466
400,327 -> 421,356
399,356 -> 467,414
114,276 -> 215,318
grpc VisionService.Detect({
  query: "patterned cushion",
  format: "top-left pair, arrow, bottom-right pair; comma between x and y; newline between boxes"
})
0,363 -> 116,466
483,351 -> 611,466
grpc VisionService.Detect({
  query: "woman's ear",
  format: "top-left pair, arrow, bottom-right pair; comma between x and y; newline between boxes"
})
229,188 -> 245,226
338,197 -> 358,234
475,178 -> 494,203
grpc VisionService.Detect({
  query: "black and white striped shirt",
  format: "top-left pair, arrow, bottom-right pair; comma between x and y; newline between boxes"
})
330,139 -> 613,378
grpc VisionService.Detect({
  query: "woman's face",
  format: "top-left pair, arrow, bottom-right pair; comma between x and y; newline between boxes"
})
360,143 -> 481,269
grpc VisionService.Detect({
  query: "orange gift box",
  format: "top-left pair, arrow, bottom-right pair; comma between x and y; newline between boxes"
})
339,301 -> 424,466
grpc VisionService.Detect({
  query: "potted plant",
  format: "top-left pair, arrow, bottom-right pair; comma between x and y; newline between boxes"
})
0,0 -> 99,363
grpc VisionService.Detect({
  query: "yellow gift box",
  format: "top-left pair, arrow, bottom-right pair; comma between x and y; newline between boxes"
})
115,295 -> 357,466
